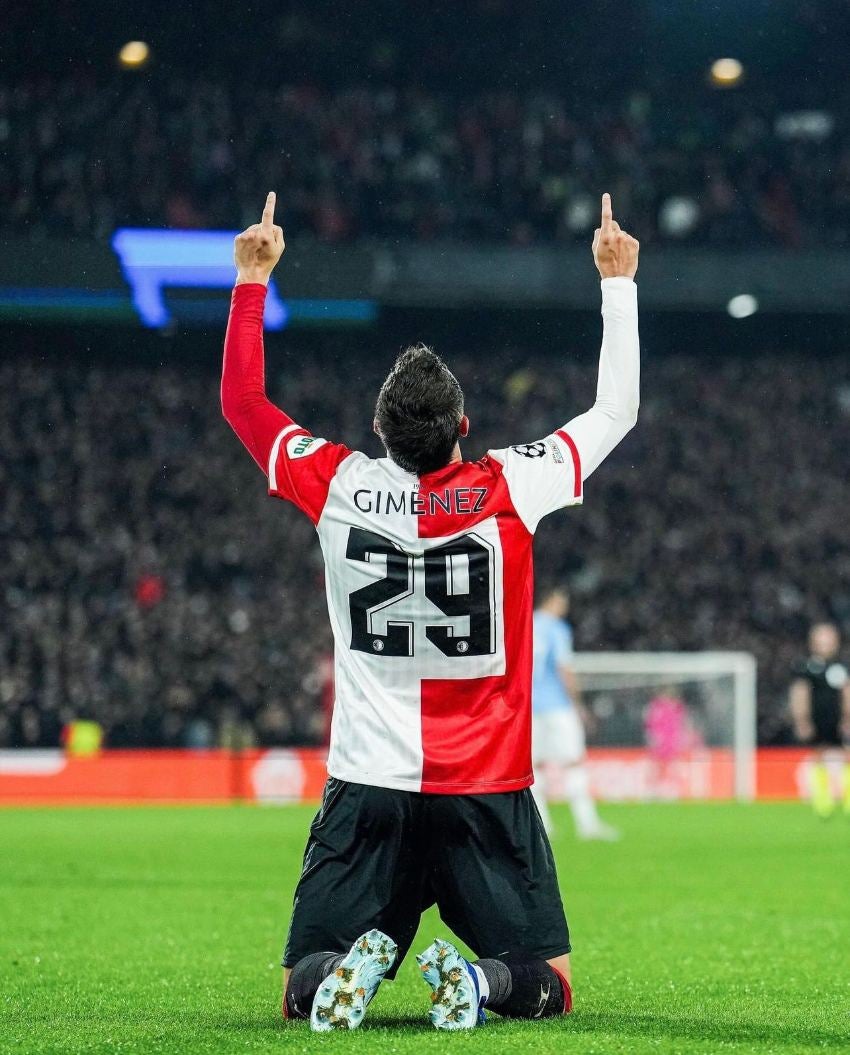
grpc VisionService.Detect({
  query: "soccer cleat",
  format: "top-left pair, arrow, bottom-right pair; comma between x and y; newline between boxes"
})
416,938 -> 486,1030
310,929 -> 397,1032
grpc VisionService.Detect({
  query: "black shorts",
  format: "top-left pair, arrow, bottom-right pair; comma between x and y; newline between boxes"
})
811,733 -> 843,748
282,778 -> 570,975
812,715 -> 844,748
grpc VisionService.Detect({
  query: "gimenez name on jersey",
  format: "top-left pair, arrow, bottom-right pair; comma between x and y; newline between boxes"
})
353,486 -> 489,517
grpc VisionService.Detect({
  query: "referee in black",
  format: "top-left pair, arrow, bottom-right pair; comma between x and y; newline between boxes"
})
789,622 -> 850,817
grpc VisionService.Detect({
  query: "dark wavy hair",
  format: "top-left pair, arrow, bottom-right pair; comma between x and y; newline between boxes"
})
375,344 -> 464,475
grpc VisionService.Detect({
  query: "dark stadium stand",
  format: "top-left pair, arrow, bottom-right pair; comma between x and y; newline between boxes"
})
2,73 -> 846,248
3,338 -> 849,749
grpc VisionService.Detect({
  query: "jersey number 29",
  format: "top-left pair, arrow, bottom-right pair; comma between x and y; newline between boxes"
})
346,527 -> 496,658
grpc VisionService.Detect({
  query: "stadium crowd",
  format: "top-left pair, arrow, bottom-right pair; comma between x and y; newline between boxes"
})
2,72 -> 848,248
2,342 -> 849,750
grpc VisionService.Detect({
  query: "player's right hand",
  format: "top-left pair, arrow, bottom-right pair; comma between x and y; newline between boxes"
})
592,193 -> 639,280
234,192 -> 285,285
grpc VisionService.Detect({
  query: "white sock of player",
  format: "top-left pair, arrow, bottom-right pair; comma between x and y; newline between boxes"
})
566,765 -> 601,835
470,962 -> 490,1006
531,767 -> 553,834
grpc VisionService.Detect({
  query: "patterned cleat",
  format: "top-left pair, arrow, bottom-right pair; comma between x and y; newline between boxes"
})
416,938 -> 486,1030
310,929 -> 397,1032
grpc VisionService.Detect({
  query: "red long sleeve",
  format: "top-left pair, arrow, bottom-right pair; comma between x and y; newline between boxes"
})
221,283 -> 294,472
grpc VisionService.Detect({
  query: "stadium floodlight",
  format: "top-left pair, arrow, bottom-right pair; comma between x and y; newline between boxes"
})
710,57 -> 744,87
118,41 -> 150,69
658,196 -> 700,238
565,195 -> 596,233
571,651 -> 757,801
775,110 -> 835,142
727,293 -> 758,319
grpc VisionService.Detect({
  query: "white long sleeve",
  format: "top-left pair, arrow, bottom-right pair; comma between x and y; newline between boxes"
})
563,276 -> 640,480
486,277 -> 639,532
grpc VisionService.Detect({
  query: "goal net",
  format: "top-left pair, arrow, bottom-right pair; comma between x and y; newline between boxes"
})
544,652 -> 757,802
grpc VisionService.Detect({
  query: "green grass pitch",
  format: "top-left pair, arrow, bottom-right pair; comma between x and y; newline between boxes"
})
0,802 -> 847,1054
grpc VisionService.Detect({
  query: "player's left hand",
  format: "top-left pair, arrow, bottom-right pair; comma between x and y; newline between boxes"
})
234,192 -> 285,285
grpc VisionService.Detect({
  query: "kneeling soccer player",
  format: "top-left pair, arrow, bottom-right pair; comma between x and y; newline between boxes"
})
221,190 -> 640,1029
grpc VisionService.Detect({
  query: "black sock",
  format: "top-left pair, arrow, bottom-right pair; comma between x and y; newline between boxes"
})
475,956 -> 568,1018
284,951 -> 345,1020
475,957 -> 513,1005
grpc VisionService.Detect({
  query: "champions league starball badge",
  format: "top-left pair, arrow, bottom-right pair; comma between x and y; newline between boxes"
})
511,442 -> 547,458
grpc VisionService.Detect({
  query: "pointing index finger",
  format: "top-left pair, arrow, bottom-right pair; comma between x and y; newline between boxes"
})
601,192 -> 613,233
261,191 -> 276,228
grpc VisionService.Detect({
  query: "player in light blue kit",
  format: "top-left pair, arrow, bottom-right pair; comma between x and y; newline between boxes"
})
532,587 -> 620,840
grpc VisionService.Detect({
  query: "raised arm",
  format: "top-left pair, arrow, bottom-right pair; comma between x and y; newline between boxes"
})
221,191 -> 290,470
222,194 -> 354,522
563,193 -> 640,480
485,195 -> 640,533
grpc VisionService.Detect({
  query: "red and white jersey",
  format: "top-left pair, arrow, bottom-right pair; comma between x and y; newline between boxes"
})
267,425 -> 583,794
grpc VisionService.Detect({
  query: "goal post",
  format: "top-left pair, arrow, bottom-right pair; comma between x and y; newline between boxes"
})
568,652 -> 758,802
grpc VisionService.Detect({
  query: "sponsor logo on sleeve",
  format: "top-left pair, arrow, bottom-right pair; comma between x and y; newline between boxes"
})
286,434 -> 327,459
